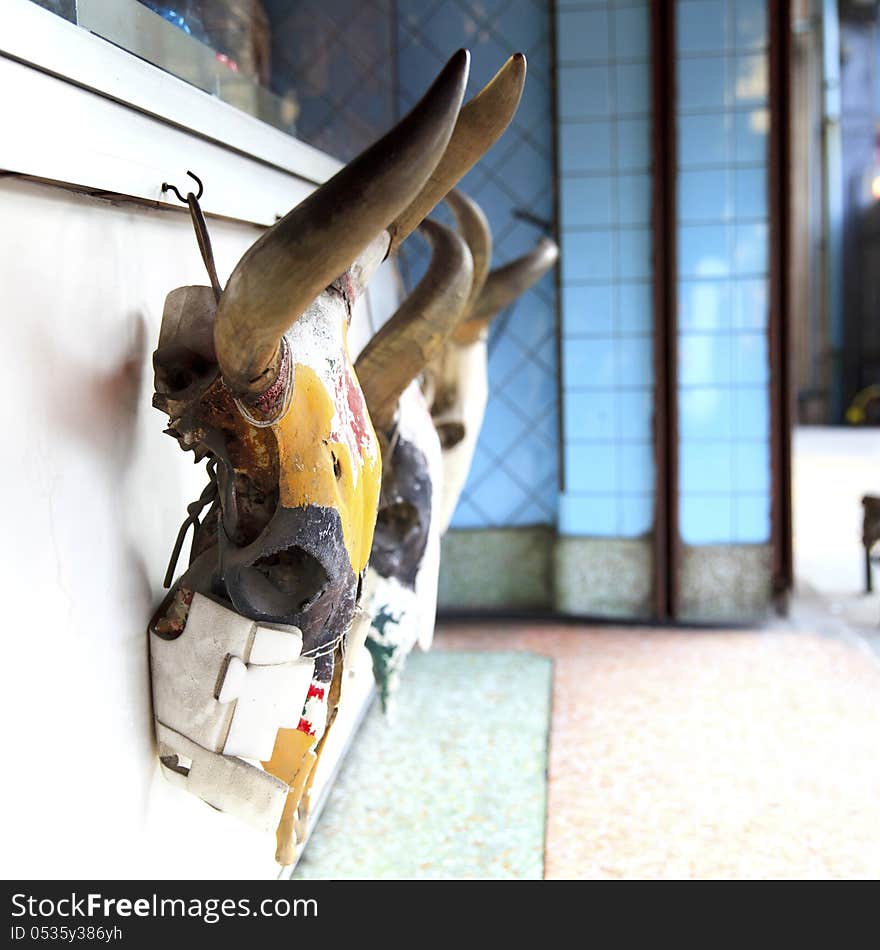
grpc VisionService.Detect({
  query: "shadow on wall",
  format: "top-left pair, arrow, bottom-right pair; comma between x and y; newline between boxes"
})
25,308 -> 158,765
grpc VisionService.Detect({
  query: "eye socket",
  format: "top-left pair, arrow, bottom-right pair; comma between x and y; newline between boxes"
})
376,501 -> 421,542
154,347 -> 215,396
436,421 -> 466,449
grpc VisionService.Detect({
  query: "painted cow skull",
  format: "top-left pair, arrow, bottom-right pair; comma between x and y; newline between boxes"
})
351,59 -> 527,709
427,190 -> 560,533
354,222 -> 473,709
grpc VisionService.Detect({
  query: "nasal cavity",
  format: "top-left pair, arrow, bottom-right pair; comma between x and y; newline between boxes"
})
251,546 -> 330,613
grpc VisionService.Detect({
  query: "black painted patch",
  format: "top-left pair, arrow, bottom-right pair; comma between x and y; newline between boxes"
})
218,504 -> 357,659
370,435 -> 432,589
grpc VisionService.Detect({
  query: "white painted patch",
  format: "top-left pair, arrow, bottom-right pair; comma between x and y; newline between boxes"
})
362,569 -> 420,703
222,658 -> 315,761
151,594 -> 315,822
217,655 -> 248,704
283,291 -> 379,485
249,625 -> 304,665
432,339 -> 489,533
155,722 -> 288,834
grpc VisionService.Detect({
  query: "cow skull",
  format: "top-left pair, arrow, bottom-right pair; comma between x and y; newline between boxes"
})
428,190 -> 560,533
354,222 -> 473,709
351,56 -> 527,708
149,51 -> 474,864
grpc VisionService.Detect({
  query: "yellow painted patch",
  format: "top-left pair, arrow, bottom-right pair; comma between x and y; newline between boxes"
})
263,727 -> 317,865
273,362 -> 381,574
264,652 -> 345,866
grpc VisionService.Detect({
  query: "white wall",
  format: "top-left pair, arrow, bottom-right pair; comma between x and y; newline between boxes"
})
0,176 -> 395,879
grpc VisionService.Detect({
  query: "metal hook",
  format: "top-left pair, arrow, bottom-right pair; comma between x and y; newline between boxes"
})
160,170 -> 221,301
161,170 -> 204,204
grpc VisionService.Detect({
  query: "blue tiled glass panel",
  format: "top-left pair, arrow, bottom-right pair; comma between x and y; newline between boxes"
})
617,118 -> 652,170
679,279 -> 731,331
678,56 -> 726,110
681,495 -> 735,544
556,0 -> 656,543
679,113 -> 730,167
560,121 -> 613,173
677,1 -> 727,54
679,388 -> 735,441
620,494 -> 655,536
734,494 -> 771,542
618,388 -> 655,440
618,282 -> 653,334
562,284 -> 615,336
557,9 -> 610,62
560,65 -> 612,118
566,391 -> 618,441
679,224 -> 730,278
559,495 -> 618,537
566,443 -> 618,494
680,442 -> 735,494
676,0 -> 771,547
618,228 -> 653,279
561,177 -> 615,228
562,231 -> 615,282
613,5 -> 651,59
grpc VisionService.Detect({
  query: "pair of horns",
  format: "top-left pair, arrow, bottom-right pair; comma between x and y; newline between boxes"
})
214,49 -> 526,396
446,190 -> 560,345
356,221 -> 473,433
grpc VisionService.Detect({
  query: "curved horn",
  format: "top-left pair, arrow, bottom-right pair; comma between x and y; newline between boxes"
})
455,237 -> 559,344
386,53 -> 526,256
356,220 -> 474,432
214,49 -> 471,394
445,189 -> 492,310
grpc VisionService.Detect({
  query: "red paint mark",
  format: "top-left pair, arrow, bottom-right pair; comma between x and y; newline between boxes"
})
296,718 -> 314,736
251,342 -> 290,414
307,684 -> 325,701
345,366 -> 370,447
329,360 -> 371,456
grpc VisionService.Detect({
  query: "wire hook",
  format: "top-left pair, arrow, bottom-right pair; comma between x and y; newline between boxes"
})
160,170 -> 221,301
161,170 -> 204,204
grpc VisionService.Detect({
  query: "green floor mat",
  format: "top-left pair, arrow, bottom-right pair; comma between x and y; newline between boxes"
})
291,649 -> 552,880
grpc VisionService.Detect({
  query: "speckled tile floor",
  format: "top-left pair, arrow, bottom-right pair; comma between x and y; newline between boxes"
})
293,649 -> 552,880
436,623 -> 880,880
